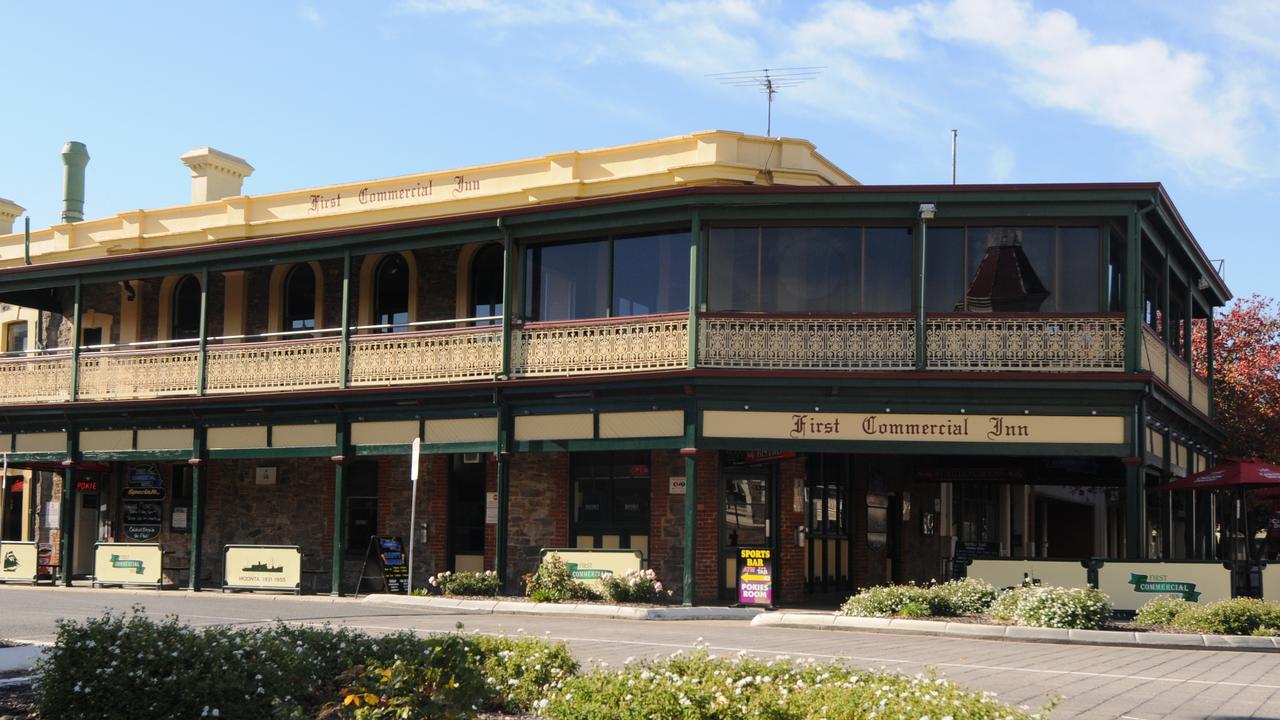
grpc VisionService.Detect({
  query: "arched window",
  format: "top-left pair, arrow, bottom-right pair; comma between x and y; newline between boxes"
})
284,264 -> 317,332
374,254 -> 410,333
171,274 -> 202,340
471,244 -> 504,325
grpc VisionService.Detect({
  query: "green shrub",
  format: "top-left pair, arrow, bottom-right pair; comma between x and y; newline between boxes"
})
990,585 -> 1112,629
36,609 -> 574,720
1134,596 -> 1195,626
840,583 -> 937,617
599,568 -> 670,604
474,634 -> 578,713
541,650 -> 1041,720
933,577 -> 998,615
524,554 -> 601,603
1167,598 -> 1280,636
840,578 -> 996,618
423,569 -> 501,597
325,635 -> 487,719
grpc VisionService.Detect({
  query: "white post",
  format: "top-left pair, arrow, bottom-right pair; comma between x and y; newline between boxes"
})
408,437 -> 421,594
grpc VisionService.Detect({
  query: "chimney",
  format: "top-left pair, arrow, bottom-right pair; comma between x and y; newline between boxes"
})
180,147 -> 254,202
0,198 -> 24,234
61,141 -> 89,223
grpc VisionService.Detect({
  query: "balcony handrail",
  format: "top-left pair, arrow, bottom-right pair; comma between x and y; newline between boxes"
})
514,311 -> 688,330
929,311 -> 1125,319
0,314 -> 504,359
700,310 -> 914,320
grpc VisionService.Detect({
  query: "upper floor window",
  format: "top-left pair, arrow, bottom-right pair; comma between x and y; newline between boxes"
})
374,254 -> 410,333
524,231 -> 689,322
172,275 -> 202,340
926,226 -> 1100,313
284,264 -> 317,332
4,322 -> 26,354
471,244 -> 504,325
708,226 -> 910,313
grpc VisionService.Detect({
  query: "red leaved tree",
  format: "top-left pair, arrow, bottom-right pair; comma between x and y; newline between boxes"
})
1193,294 -> 1280,462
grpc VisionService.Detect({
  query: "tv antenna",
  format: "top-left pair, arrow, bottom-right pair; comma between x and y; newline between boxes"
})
709,67 -> 824,136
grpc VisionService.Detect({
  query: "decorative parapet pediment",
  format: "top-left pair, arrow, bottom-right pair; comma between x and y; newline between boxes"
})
0,131 -> 856,268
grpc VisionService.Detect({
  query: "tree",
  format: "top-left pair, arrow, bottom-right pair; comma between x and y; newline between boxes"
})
1193,294 -> 1280,462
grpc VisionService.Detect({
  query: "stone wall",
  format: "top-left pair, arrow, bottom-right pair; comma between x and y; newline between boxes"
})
504,453 -> 569,584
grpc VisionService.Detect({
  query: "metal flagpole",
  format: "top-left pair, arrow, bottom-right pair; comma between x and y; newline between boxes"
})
408,437 -> 421,594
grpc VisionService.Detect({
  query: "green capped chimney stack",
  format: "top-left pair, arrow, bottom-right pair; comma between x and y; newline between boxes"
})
60,141 -> 89,223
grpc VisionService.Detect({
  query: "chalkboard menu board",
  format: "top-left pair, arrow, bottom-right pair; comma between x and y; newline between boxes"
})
951,541 -> 1001,579
123,465 -> 164,542
356,536 -> 409,595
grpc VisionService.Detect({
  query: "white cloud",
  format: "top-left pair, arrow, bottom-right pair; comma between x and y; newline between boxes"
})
1214,0 -> 1280,60
298,2 -> 323,27
397,0 -> 623,26
988,144 -> 1014,183
790,1 -> 920,60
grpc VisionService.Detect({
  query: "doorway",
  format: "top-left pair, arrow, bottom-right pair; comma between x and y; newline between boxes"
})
720,459 -> 775,602
805,455 -> 852,596
345,462 -> 379,556
73,482 -> 101,577
448,454 -> 487,572
2,477 -> 23,541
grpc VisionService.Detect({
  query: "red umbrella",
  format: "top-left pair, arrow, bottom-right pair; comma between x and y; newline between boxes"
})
1158,458 -> 1280,491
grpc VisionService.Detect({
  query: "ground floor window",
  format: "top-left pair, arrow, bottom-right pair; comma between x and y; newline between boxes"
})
448,454 -> 487,572
953,482 -> 999,544
571,451 -> 650,558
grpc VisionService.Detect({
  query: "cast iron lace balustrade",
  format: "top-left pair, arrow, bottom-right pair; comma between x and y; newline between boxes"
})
206,338 -> 342,394
78,347 -> 200,399
511,314 -> 689,377
698,314 -> 915,370
0,354 -> 73,403
348,326 -> 502,386
926,314 -> 1125,371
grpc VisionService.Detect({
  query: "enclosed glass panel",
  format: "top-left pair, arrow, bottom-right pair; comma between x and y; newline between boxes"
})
172,274 -> 202,340
5,322 -> 27,353
925,228 -> 965,312
1058,227 -> 1101,312
284,264 -> 317,331
612,232 -> 690,316
862,228 -> 913,312
471,244 -> 504,325
374,254 -> 410,333
525,239 -> 608,321
707,228 -> 761,312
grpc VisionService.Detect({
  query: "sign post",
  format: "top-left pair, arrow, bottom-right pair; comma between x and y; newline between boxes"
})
408,437 -> 420,594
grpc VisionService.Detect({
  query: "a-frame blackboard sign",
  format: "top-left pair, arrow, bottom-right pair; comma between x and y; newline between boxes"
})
355,536 -> 410,595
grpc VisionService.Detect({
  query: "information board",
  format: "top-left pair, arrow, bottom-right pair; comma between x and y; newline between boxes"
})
540,548 -> 643,587
1096,560 -> 1231,612
123,464 -> 164,542
0,542 -> 39,584
356,536 -> 409,594
737,547 -> 773,607
223,545 -> 302,594
93,543 -> 164,588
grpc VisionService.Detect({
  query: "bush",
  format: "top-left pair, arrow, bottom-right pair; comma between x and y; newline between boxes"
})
474,634 -> 578,713
839,578 -> 995,618
933,577 -> 998,615
990,585 -> 1112,629
524,554 -> 601,603
36,608 -> 575,720
1165,597 -> 1280,636
600,568 -> 670,604
423,569 -> 501,597
840,583 -> 937,617
541,650 -> 1041,720
325,635 -> 487,719
1134,596 -> 1195,627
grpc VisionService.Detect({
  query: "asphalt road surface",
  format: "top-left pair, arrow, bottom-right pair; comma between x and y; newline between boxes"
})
2,585 -> 1278,719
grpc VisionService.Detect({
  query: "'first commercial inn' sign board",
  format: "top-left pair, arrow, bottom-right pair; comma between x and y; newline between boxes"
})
703,411 -> 1125,446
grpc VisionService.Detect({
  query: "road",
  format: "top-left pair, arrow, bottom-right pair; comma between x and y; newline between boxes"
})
1,585 -> 1277,719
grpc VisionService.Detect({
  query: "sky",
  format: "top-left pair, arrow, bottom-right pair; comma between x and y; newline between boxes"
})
1,0 -> 1277,303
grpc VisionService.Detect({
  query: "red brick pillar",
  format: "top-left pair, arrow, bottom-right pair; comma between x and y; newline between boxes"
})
777,457 -> 807,605
483,456 -> 497,571
695,451 -> 720,603
428,455 -> 449,575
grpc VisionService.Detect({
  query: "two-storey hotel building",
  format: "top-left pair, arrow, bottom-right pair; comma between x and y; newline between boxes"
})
0,131 -> 1229,604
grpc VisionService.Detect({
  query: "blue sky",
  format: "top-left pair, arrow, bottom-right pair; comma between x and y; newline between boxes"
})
2,1 -> 1277,302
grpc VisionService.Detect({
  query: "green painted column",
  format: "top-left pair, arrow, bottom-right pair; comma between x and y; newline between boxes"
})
1125,400 -> 1147,559
495,405 -> 510,589
70,280 -> 82,401
188,428 -> 205,591
913,218 -> 928,370
499,223 -> 515,379
331,421 -> 348,596
1124,211 -> 1142,373
196,268 -> 209,395
687,210 -> 700,369
339,251 -> 352,389
59,430 -> 78,586
682,410 -> 697,606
